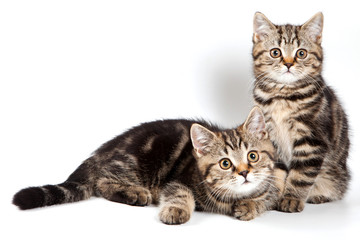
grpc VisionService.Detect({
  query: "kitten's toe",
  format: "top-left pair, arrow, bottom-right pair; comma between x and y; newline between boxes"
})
110,186 -> 152,206
159,206 -> 190,225
278,197 -> 304,213
307,195 -> 332,204
233,201 -> 259,221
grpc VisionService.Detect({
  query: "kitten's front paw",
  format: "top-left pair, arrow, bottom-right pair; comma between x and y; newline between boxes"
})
233,201 -> 263,221
159,206 -> 190,225
278,197 -> 304,213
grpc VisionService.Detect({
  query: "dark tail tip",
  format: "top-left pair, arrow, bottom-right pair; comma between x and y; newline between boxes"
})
13,187 -> 46,210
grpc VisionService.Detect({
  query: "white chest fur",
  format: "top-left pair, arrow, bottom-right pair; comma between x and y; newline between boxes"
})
263,101 -> 294,165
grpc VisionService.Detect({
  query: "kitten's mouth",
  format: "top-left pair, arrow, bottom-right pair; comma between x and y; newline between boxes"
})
242,179 -> 250,184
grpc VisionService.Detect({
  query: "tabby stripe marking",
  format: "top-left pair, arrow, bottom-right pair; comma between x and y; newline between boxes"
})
253,50 -> 267,60
290,157 -> 323,170
43,185 -> 66,205
261,150 -> 275,161
275,162 -> 288,171
291,179 -> 314,188
204,163 -> 217,179
293,136 -> 326,148
303,171 -> 319,178
310,51 -> 323,61
222,133 -> 235,151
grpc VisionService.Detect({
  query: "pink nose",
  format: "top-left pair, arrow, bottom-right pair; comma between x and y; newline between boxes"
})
239,170 -> 249,178
284,62 -> 294,69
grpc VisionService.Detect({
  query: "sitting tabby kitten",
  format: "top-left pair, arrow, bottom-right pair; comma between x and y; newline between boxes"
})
13,107 -> 280,224
252,12 -> 350,212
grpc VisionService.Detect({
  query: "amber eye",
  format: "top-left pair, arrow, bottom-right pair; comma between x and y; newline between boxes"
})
219,158 -> 233,170
270,48 -> 282,58
296,49 -> 308,59
247,151 -> 259,163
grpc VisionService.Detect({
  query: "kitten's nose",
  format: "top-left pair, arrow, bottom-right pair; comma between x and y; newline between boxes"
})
284,62 -> 294,69
239,170 -> 249,178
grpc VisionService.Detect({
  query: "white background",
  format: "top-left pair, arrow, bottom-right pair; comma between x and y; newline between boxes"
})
1,0 -> 359,239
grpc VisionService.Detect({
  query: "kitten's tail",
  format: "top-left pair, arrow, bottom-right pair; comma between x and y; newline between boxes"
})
13,158 -> 95,210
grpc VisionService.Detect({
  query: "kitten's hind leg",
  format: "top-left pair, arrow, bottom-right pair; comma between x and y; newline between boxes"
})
306,160 -> 349,204
159,182 -> 195,225
306,175 -> 343,204
96,178 -> 152,206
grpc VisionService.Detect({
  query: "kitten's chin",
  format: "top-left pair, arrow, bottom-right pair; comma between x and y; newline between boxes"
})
228,180 -> 261,197
272,72 -> 299,84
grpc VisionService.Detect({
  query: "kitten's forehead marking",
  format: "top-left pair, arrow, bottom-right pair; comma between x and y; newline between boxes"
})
221,130 -> 239,153
277,25 -> 301,46
225,138 -> 250,166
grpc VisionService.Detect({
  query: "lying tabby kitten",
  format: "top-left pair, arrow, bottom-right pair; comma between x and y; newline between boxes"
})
13,107 -> 280,224
252,12 -> 350,212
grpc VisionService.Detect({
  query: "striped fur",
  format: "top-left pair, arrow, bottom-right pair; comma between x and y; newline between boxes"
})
252,12 -> 350,212
13,107 -> 280,223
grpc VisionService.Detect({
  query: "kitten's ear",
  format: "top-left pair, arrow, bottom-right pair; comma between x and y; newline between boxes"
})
190,124 -> 217,157
242,106 -> 268,140
253,12 -> 276,43
301,12 -> 323,44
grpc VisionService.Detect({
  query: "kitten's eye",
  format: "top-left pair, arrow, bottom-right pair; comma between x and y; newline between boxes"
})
219,158 -> 233,170
247,151 -> 259,163
270,48 -> 282,58
296,49 -> 308,59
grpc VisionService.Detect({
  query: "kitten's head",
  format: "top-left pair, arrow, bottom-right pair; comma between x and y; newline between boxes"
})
190,107 -> 275,199
252,12 -> 323,84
